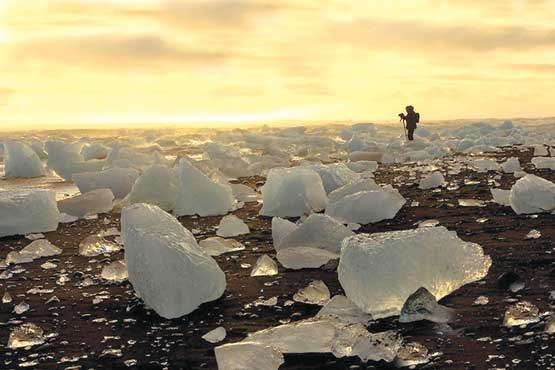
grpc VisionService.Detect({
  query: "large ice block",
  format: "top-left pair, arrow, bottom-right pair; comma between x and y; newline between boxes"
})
57,189 -> 114,218
0,190 -> 59,238
509,174 -> 555,214
72,167 -> 139,199
3,141 -> 46,178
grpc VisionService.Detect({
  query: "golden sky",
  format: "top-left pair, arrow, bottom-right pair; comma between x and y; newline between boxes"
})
1,0 -> 555,129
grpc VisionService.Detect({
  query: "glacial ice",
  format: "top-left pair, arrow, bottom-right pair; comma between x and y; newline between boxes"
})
19,239 -> 62,260
46,140 -> 106,181
260,167 -> 328,217
202,327 -> 227,344
3,141 -> 46,178
501,157 -> 521,173
399,287 -> 454,323
331,326 -> 402,363
81,143 -> 111,161
338,226 -> 491,318
250,255 -> 278,277
79,235 -> 122,256
490,188 -> 511,206
418,171 -> 444,190
293,280 -> 331,305
325,189 -> 406,225
215,342 -> 284,370
216,215 -> 250,237
503,301 -> 540,327
8,323 -> 45,349
509,174 -> 555,214
271,217 -> 298,249
316,295 -> 373,325
276,247 -> 338,270
327,178 -> 380,203
57,189 -> 114,218
473,158 -> 500,173
309,163 -> 360,193
199,237 -> 246,257
72,167 -> 139,199
124,164 -> 179,211
121,203 -> 226,318
274,214 -> 354,254
101,260 -> 128,282
0,190 -> 60,238
531,156 -> 555,170
394,342 -> 430,368
173,158 -> 236,217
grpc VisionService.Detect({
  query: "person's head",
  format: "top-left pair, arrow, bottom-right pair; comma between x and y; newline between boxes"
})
405,105 -> 414,113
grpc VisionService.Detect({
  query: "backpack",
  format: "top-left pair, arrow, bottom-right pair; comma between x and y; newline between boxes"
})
415,112 -> 420,124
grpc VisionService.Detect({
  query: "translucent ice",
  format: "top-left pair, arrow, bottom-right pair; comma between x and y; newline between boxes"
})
473,158 -> 500,173
57,189 -> 114,218
326,189 -> 406,225
72,167 -> 139,199
501,157 -> 521,173
418,171 -> 444,190
274,214 -> 354,254
271,217 -> 298,249
124,164 -> 179,211
101,260 -> 128,282
174,158 -> 236,217
490,188 -> 511,206
503,301 -> 540,327
199,237 -> 246,257
327,178 -> 380,203
399,287 -> 454,323
250,255 -> 278,277
3,141 -> 46,178
79,235 -> 122,256
19,239 -> 62,259
81,143 -> 111,161
331,325 -> 401,363
215,342 -> 284,370
46,140 -> 106,181
202,327 -> 226,343
216,215 -> 250,237
260,167 -> 328,217
8,323 -> 45,349
0,190 -> 60,238
121,203 -> 226,318
316,295 -> 373,325
293,280 -> 331,305
276,247 -> 338,270
531,156 -> 555,170
394,342 -> 430,367
338,226 -> 491,319
509,174 -> 555,214
526,229 -> 541,239
309,163 -> 360,193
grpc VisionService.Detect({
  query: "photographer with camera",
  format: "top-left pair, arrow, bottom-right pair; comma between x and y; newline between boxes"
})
398,105 -> 420,141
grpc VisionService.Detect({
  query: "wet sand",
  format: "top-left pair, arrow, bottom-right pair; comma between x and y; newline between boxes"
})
0,147 -> 554,370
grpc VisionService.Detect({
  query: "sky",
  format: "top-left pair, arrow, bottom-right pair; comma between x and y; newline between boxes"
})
1,0 -> 555,129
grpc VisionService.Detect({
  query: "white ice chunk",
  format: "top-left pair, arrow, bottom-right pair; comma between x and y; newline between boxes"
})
19,239 -> 62,259
399,287 -> 454,323
216,215 -> 250,237
293,280 -> 331,305
501,157 -> 521,173
490,188 -> 511,206
473,158 -> 500,173
276,247 -> 338,270
121,203 -> 226,318
81,143 -> 111,161
0,190 -> 59,238
418,172 -> 444,190
309,163 -> 360,193
250,255 -> 278,277
100,260 -> 128,282
260,167 -> 327,217
215,342 -> 284,370
326,189 -> 406,225
57,189 -> 114,218
199,237 -> 246,257
174,158 -> 236,217
316,295 -> 373,325
124,164 -> 179,211
503,301 -> 540,327
202,327 -> 227,344
509,174 -> 555,214
230,183 -> 261,202
79,235 -> 121,256
531,157 -> 555,170
275,213 -> 354,254
327,178 -> 380,203
72,167 -> 139,199
271,217 -> 298,249
8,323 -> 45,349
338,226 -> 491,319
531,144 -> 549,156
3,141 -> 46,178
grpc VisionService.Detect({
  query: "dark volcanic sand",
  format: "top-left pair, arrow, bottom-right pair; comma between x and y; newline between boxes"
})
1,148 -> 554,370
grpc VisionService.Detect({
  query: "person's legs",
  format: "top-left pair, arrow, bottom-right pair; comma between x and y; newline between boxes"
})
408,127 -> 415,140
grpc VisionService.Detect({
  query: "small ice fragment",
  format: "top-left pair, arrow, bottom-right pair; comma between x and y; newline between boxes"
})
418,171 -> 444,190
2,291 -> 12,303
59,213 -> 79,223
476,218 -> 489,223
473,296 -> 489,306
293,280 -> 331,306
254,297 -> 278,306
101,260 -> 128,282
215,342 -> 284,370
418,219 -> 439,228
458,199 -> 486,207
8,323 -> 45,349
399,287 -> 453,323
14,302 -> 30,314
216,215 -> 250,237
316,295 -> 373,325
509,281 -> 525,293
79,235 -> 121,257
526,229 -> 541,239
57,188 -> 114,218
25,233 -> 44,241
202,327 -> 227,343
20,239 -> 62,259
394,342 -> 430,367
41,262 -> 57,270
276,247 -> 338,270
250,255 -> 278,277
490,189 -> 511,206
199,237 -> 246,257
503,301 -> 540,327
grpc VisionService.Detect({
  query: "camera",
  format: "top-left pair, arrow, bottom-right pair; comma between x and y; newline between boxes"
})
398,113 -> 404,118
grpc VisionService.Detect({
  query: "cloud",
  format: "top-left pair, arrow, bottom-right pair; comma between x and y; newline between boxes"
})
329,18 -> 555,52
504,63 -> 555,74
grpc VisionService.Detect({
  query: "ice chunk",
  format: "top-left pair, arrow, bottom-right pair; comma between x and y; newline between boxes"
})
199,237 -> 246,257
526,229 -> 541,239
276,247 -> 338,270
174,158 -> 236,217
501,157 -> 521,173
326,189 -> 406,225
79,235 -> 122,256
230,183 -> 261,202
275,214 -> 354,254
327,178 -> 380,203
473,158 -> 500,173
0,190 -> 59,238
418,171 -> 444,190
202,327 -> 226,343
101,260 -> 128,282
473,296 -> 489,306
250,255 -> 278,277
81,143 -> 110,161
260,167 -> 327,217
509,174 -> 555,214
490,188 -> 511,206
57,189 -> 114,218
331,325 -> 401,363
19,239 -> 62,259
503,301 -> 540,327
531,157 -> 555,170
3,292 -> 13,303
293,280 -> 331,305
8,323 -> 45,349
346,161 -> 378,174
271,217 -> 298,249
215,342 -> 284,370
124,164 -> 179,211
122,203 -> 226,318
3,141 -> 46,178
316,295 -> 373,325
394,342 -> 430,368
46,140 -> 106,181
72,167 -> 139,199
14,301 -> 30,314
458,199 -> 485,207
399,287 -> 454,323
531,144 -> 549,156
338,226 -> 491,319
309,163 -> 360,193
216,215 -> 250,237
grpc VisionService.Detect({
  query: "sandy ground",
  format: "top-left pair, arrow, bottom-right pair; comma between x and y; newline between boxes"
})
1,147 -> 554,370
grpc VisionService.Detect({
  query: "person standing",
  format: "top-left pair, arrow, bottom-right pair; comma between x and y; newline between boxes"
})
399,105 -> 420,141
